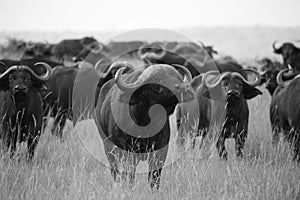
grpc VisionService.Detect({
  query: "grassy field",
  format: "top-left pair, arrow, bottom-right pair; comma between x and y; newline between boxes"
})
0,27 -> 300,199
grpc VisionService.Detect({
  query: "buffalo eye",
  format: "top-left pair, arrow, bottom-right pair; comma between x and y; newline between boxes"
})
235,82 -> 242,88
222,79 -> 229,86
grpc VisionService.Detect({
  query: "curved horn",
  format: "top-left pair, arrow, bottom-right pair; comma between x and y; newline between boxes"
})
172,64 -> 192,83
33,62 -> 53,81
276,68 -> 290,88
0,63 -> 52,82
0,66 -> 20,79
231,68 -> 261,87
272,40 -> 280,52
203,71 -> 227,88
115,67 -> 147,93
96,60 -> 133,78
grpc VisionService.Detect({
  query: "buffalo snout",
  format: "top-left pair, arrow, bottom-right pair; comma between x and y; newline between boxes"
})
13,84 -> 28,94
226,89 -> 240,100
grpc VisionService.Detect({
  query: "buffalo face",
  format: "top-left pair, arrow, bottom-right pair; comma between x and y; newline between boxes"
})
203,69 -> 262,101
9,70 -> 31,95
273,41 -> 300,68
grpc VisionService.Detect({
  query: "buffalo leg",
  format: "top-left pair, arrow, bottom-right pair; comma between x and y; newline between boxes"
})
272,126 -> 280,146
27,135 -> 39,160
147,145 -> 168,190
104,144 -> 121,182
235,129 -> 247,158
291,132 -> 300,162
216,135 -> 227,160
52,114 -> 67,138
8,129 -> 17,158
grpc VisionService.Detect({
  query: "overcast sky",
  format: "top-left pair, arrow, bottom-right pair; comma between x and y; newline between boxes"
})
0,0 -> 299,32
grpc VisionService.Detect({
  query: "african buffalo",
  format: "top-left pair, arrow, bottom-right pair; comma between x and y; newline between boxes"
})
52,37 -> 97,63
177,68 -> 262,159
106,41 -> 146,58
138,42 -> 221,77
0,62 -> 52,159
72,42 -> 110,63
257,58 -> 286,95
273,41 -> 300,72
94,63 -> 195,189
42,60 -> 134,137
269,68 -> 300,161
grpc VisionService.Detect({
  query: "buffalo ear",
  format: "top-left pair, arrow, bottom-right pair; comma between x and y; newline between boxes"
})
274,47 -> 282,54
243,84 -> 262,100
0,77 -> 9,91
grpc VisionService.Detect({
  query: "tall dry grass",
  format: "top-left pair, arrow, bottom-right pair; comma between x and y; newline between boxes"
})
0,28 -> 300,199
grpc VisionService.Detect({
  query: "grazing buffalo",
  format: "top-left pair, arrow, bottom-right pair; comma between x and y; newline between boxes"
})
269,69 -> 300,161
52,37 -> 97,62
0,62 -> 52,159
94,63 -> 195,189
273,41 -> 300,72
177,68 -> 262,159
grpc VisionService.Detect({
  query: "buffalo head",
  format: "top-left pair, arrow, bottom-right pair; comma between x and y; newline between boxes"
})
115,64 -> 194,111
273,41 -> 300,70
81,37 -> 97,46
202,69 -> 262,101
0,62 -> 52,96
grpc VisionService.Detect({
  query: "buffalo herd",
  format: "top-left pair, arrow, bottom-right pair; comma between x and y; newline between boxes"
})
0,36 -> 300,189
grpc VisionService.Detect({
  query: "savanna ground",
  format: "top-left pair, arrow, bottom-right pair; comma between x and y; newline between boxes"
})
0,27 -> 300,199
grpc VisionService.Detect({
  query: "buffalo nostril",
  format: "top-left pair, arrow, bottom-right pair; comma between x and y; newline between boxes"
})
227,90 -> 239,97
14,86 -> 27,93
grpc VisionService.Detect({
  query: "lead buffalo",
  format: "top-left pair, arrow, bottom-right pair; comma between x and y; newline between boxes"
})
177,68 -> 262,159
0,62 -> 52,159
94,63 -> 195,189
269,69 -> 300,161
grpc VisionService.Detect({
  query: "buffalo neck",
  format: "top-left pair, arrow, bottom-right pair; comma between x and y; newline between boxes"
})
225,98 -> 245,123
11,90 -> 34,112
